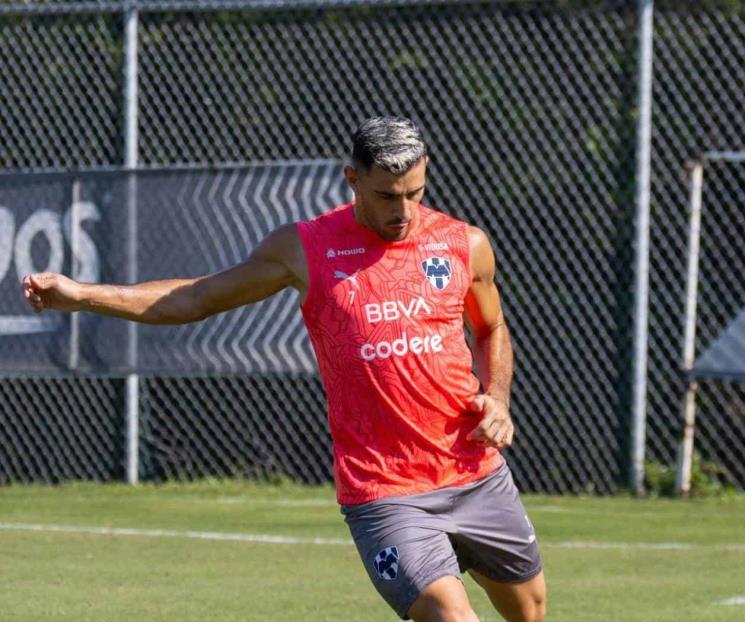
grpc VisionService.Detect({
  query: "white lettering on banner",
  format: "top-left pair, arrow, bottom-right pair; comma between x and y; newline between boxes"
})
0,208 -> 14,282
13,210 -> 65,281
365,297 -> 432,324
63,202 -> 101,283
0,203 -> 100,287
360,331 -> 443,361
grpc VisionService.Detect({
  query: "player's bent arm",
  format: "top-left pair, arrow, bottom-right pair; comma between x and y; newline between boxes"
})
463,225 -> 514,408
22,224 -> 302,325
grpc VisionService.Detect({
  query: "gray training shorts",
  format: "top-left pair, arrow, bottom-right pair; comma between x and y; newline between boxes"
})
341,462 -> 542,620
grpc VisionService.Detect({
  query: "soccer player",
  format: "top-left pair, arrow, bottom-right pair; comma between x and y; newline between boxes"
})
22,117 -> 546,622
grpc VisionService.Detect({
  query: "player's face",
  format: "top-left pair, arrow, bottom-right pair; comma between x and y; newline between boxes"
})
345,157 -> 427,242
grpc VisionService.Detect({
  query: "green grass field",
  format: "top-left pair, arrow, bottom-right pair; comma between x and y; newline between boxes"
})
0,481 -> 743,621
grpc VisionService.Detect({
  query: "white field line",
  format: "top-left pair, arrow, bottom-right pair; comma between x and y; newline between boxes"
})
528,504 -> 745,519
192,499 -> 745,520
0,523 -> 350,546
15,496 -> 743,518
181,499 -> 745,519
211,497 -> 338,507
717,596 -> 745,606
547,540 -> 745,552
1,522 -> 745,553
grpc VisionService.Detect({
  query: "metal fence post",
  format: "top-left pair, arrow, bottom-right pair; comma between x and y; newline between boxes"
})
630,0 -> 655,496
675,160 -> 704,496
68,177 -> 81,371
124,7 -> 140,485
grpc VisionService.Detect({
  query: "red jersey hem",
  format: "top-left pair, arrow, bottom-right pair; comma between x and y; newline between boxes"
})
336,454 -> 504,505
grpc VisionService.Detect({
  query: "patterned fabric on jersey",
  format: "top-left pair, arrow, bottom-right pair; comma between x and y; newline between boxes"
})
297,202 -> 503,505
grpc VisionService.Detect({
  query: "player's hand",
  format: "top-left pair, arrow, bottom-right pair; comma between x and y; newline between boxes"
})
22,273 -> 82,314
466,394 -> 514,450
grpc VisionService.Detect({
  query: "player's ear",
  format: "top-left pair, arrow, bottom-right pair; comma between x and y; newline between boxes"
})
344,165 -> 359,191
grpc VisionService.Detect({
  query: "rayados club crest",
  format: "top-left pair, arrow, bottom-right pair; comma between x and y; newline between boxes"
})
373,546 -> 399,580
421,256 -> 451,291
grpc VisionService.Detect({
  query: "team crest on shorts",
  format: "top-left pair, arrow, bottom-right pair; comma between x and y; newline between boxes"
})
373,546 -> 399,580
421,256 -> 451,291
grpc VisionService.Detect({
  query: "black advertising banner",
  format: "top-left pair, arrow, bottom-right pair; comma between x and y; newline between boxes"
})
0,161 -> 348,374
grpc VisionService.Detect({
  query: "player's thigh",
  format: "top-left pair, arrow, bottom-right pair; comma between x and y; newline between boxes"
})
343,500 -> 462,619
469,569 -> 546,622
407,575 -> 479,622
351,528 -> 463,619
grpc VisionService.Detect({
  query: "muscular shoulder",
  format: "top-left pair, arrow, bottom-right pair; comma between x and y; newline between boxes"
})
467,225 -> 496,283
261,222 -> 301,252
257,223 -> 308,290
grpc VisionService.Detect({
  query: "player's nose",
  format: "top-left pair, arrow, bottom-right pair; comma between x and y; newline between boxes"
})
392,199 -> 414,223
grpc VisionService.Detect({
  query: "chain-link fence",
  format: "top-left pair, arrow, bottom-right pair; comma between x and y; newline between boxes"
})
645,4 -> 745,488
0,0 -> 743,492
683,160 -> 745,487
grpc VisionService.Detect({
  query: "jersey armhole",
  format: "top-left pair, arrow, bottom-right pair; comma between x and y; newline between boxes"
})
296,221 -> 319,315
463,221 -> 474,285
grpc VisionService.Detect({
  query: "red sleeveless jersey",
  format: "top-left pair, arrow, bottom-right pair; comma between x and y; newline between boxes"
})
297,202 -> 503,504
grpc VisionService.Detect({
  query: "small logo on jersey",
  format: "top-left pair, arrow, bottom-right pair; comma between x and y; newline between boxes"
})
421,256 -> 452,291
419,242 -> 448,252
327,246 -> 366,259
334,269 -> 360,288
373,546 -> 399,581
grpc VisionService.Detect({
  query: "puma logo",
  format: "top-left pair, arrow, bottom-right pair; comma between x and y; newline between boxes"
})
334,270 -> 360,288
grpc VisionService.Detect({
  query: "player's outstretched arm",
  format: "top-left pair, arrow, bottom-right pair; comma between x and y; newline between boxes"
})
463,225 -> 515,449
21,223 -> 304,325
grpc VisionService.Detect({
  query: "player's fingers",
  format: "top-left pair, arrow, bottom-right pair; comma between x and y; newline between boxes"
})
467,417 -> 493,441
23,283 -> 44,306
477,426 -> 495,444
503,427 -> 514,448
469,395 -> 487,413
466,427 -> 482,441
29,272 -> 53,291
25,288 -> 42,304
482,436 -> 503,449
474,417 -> 509,448
490,421 -> 506,444
495,422 -> 514,449
495,426 -> 510,448
469,413 -> 509,441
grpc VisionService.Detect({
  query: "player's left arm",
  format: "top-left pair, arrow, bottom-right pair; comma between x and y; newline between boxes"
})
463,225 -> 515,450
